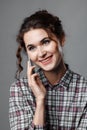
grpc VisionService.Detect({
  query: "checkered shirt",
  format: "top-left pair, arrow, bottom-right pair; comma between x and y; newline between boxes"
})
9,68 -> 87,130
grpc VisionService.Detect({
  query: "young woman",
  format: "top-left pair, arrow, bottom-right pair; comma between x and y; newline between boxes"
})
9,10 -> 87,130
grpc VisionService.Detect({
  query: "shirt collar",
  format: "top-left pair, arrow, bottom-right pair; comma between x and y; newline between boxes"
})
35,66 -> 73,91
58,69 -> 72,90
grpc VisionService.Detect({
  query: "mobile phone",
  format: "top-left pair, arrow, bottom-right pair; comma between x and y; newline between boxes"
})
28,57 -> 34,66
28,57 -> 36,74
28,57 -> 41,74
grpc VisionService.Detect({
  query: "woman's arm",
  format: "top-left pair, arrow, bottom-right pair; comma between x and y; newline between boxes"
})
27,61 -> 47,128
33,99 -> 45,126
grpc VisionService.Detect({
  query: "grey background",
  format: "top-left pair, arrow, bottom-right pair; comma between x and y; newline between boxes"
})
0,0 -> 87,129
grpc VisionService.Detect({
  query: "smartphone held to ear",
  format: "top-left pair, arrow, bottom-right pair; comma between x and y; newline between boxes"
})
28,57 -> 34,66
28,57 -> 41,74
28,57 -> 37,74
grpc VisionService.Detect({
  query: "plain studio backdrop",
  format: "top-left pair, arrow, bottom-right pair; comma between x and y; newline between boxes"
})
0,0 -> 87,129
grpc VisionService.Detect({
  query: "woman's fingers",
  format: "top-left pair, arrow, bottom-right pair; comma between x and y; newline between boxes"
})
27,61 -> 46,100
27,61 -> 35,75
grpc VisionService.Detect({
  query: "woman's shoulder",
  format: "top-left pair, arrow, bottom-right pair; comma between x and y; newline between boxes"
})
11,77 -> 28,87
69,69 -> 87,87
10,77 -> 31,95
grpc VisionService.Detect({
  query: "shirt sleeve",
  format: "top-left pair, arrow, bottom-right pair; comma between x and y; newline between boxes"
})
9,81 -> 47,130
76,81 -> 87,130
77,104 -> 87,130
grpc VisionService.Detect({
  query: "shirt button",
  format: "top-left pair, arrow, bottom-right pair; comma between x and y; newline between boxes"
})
52,126 -> 56,129
52,90 -> 56,92
52,107 -> 55,111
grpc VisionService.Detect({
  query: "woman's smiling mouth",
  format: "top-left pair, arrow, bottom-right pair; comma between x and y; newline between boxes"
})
39,55 -> 53,65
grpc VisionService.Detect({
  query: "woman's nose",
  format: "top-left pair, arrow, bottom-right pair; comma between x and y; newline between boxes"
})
38,47 -> 47,57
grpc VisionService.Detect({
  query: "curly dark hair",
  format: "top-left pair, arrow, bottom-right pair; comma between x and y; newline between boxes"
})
16,10 -> 65,79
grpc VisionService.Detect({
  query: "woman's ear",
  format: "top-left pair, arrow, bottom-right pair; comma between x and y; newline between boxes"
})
61,36 -> 65,47
58,43 -> 63,54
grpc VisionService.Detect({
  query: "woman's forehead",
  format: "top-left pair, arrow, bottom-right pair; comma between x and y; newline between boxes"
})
23,28 -> 49,45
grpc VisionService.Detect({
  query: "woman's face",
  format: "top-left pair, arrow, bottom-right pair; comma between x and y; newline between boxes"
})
24,28 -> 64,72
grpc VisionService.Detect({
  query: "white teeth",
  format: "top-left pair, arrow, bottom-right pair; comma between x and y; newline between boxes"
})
42,58 -> 49,62
41,56 -> 52,63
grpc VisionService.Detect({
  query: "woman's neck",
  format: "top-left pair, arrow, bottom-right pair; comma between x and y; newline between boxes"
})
43,61 -> 67,85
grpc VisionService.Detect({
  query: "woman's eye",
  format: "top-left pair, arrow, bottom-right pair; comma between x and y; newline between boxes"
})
28,46 -> 36,51
43,39 -> 51,45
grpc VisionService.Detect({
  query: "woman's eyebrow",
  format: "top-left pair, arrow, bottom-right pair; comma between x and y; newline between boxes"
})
26,44 -> 33,49
40,37 -> 49,43
26,37 -> 49,48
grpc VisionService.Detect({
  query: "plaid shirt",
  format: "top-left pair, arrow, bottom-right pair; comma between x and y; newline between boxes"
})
9,68 -> 87,130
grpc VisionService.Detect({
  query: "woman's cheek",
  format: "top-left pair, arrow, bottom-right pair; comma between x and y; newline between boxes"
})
47,44 -> 57,53
27,51 -> 36,61
29,54 -> 37,62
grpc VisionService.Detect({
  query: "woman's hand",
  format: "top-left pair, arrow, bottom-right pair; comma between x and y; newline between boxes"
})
27,61 -> 46,103
27,61 -> 46,125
